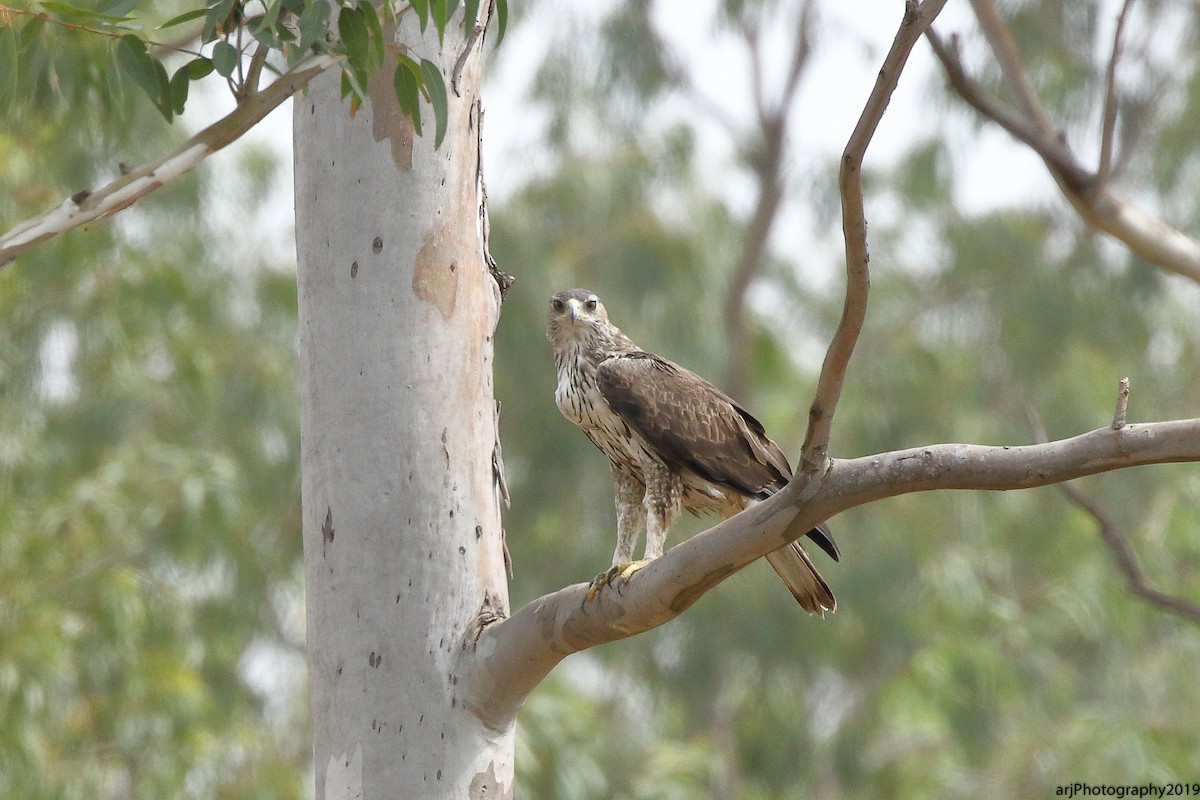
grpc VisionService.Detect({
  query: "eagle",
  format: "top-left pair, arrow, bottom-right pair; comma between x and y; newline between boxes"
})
547,288 -> 839,615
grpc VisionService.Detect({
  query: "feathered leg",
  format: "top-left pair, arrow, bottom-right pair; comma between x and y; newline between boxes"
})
640,459 -> 681,559
586,460 -> 680,603
611,463 -> 646,564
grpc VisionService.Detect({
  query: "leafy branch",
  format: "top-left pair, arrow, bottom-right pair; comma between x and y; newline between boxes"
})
0,0 -> 509,267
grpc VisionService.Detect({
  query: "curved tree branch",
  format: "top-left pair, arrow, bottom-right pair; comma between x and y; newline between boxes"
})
463,417 -> 1200,730
799,0 -> 949,471
927,2 -> 1200,284
0,52 -> 339,268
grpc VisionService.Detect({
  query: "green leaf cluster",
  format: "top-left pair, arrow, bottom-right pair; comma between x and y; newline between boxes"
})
1,27 -> 306,797
0,0 -> 511,148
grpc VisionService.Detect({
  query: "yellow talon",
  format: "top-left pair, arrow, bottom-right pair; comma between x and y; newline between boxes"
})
584,559 -> 652,604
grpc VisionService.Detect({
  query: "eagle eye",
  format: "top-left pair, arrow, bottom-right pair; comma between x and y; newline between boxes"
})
551,298 -> 565,313
585,298 -> 598,311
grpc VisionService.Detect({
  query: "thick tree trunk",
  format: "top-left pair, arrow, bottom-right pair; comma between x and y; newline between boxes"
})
294,10 -> 511,799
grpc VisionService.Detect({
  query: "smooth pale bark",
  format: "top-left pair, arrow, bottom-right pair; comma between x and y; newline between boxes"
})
295,9 -> 511,800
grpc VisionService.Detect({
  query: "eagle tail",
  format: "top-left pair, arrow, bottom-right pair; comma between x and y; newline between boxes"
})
765,541 -> 837,617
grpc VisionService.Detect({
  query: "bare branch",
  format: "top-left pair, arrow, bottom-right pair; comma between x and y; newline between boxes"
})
736,14 -> 769,130
968,0 -> 1054,131
0,53 -> 338,268
1059,482 -> 1200,626
720,2 -> 816,398
780,1 -> 814,107
464,417 -> 1200,730
925,30 -> 1091,188
926,26 -> 1200,284
1112,376 -> 1130,429
1098,0 -> 1137,185
722,2 -> 814,398
800,0 -> 950,471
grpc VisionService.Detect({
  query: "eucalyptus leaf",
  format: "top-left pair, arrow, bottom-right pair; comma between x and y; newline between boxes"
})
211,41 -> 240,79
419,58 -> 448,148
115,34 -> 171,119
392,61 -> 422,137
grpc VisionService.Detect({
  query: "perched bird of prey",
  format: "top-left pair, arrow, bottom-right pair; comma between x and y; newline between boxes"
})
546,288 -> 839,615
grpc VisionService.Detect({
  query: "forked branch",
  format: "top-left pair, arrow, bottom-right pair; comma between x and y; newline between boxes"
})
927,0 -> 1200,284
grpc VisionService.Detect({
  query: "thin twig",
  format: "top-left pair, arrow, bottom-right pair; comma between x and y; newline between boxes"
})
1112,376 -> 1130,429
926,30 -> 1091,189
969,0 -> 1054,132
1097,0 -> 1137,186
1027,406 -> 1198,626
1060,482 -> 1200,626
0,53 -> 339,268
799,0 -> 950,472
238,43 -> 271,103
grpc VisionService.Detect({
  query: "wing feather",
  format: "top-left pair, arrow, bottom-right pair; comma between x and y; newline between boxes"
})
596,352 -> 788,497
596,352 -> 840,563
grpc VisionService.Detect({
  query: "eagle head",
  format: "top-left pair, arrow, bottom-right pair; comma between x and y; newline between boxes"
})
546,288 -> 611,345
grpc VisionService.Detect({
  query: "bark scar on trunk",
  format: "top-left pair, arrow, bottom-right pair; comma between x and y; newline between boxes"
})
413,219 -> 461,319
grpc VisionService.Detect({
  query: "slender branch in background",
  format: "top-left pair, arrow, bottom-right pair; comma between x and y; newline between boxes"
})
968,0 -> 1053,130
1060,482 -> 1200,626
927,3 -> 1200,284
925,30 -> 1091,188
722,2 -> 813,399
0,53 -> 339,268
736,14 -> 769,129
1026,404 -> 1200,627
1098,0 -> 1137,185
799,0 -> 950,472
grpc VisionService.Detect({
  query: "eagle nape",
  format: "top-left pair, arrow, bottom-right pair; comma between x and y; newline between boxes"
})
547,288 -> 840,616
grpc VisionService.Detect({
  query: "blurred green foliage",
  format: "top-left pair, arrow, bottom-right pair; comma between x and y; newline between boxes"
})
2,1 -> 1199,799
1,5 -> 306,796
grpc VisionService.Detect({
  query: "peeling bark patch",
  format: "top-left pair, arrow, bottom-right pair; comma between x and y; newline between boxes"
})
470,761 -> 512,800
366,45 -> 414,171
412,220 -> 459,320
323,744 -> 363,800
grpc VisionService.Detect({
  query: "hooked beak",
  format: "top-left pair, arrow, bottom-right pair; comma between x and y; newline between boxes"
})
567,299 -> 581,323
